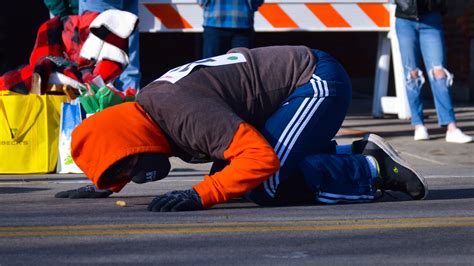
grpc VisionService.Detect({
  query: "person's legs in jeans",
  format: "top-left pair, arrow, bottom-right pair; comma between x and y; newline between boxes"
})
202,27 -> 253,58
418,13 -> 455,127
396,14 -> 472,143
78,0 -> 116,14
417,13 -> 471,142
230,28 -> 252,49
395,17 -> 426,132
202,27 -> 232,58
115,0 -> 141,91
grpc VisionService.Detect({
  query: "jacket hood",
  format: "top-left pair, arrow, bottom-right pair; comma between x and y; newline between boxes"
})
71,102 -> 171,189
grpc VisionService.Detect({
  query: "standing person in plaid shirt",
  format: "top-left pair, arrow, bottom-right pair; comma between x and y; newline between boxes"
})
78,0 -> 141,92
199,0 -> 264,58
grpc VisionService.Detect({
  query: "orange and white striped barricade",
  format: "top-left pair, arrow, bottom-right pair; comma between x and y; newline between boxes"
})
139,0 -> 410,119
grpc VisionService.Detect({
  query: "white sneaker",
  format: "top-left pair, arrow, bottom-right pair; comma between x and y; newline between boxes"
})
414,126 -> 430,141
446,129 -> 473,143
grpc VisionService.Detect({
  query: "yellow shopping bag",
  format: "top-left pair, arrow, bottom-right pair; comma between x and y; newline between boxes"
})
0,94 -> 66,173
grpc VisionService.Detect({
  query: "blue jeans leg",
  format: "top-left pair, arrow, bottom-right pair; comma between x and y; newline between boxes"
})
78,0 -> 120,13
202,27 -> 252,58
230,28 -> 252,49
418,14 -> 455,125
202,27 -> 229,58
428,74 -> 455,125
112,0 -> 141,91
396,16 -> 425,125
396,13 -> 455,126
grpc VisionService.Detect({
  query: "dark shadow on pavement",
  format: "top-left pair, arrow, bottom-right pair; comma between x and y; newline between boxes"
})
370,188 -> 474,202
424,188 -> 474,200
211,188 -> 474,209
71,188 -> 474,210
0,187 -> 49,194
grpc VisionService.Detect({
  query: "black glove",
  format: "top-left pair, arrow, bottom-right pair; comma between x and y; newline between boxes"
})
54,185 -> 113,199
148,189 -> 203,212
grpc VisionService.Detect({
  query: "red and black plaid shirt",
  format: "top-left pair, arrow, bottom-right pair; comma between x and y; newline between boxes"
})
0,11 -> 123,94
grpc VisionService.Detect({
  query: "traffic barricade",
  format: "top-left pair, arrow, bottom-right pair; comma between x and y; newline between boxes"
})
138,0 -> 410,119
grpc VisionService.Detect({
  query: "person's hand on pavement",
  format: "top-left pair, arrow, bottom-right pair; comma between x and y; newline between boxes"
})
148,189 -> 203,212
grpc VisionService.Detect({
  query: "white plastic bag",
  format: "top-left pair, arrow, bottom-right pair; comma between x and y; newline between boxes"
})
56,99 -> 83,173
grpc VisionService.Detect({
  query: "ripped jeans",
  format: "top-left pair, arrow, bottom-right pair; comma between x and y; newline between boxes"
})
395,13 -> 455,126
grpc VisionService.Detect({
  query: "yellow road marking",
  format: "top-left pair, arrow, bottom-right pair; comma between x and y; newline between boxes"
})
1,216 -> 474,230
1,217 -> 473,237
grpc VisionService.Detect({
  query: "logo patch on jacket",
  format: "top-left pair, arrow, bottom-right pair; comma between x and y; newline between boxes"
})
155,53 -> 247,84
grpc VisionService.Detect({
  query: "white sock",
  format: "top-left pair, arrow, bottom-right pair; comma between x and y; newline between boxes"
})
335,144 -> 353,154
364,155 -> 379,178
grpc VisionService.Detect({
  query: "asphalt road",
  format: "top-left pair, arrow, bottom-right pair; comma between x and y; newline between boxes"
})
1,168 -> 473,265
1,100 -> 473,265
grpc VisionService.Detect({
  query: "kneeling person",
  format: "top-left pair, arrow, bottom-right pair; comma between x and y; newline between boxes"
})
61,46 -> 428,211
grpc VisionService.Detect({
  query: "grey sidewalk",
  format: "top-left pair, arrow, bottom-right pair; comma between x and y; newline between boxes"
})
0,96 -> 472,181
338,96 -> 474,177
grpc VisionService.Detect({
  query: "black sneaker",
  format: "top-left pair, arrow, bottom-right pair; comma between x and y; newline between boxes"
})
352,134 -> 428,200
